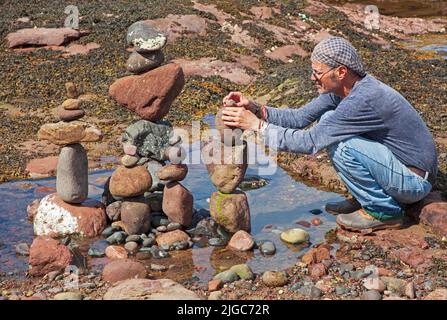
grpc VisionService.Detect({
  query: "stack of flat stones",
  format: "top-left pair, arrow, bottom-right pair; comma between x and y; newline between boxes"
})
100,21 -> 193,256
33,82 -> 107,238
203,99 -> 251,235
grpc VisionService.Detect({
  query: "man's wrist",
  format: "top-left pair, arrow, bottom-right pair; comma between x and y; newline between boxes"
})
250,101 -> 263,119
258,119 -> 268,135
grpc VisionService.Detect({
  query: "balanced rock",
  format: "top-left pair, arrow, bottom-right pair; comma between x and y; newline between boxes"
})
122,120 -> 173,160
210,191 -> 251,233
156,229 -> 191,247
156,164 -> 188,182
38,121 -> 103,145
121,199 -> 151,235
58,109 -> 85,122
126,50 -> 164,74
126,21 -> 167,52
121,155 -> 140,168
106,201 -> 122,221
145,160 -> 166,191
28,236 -> 73,276
62,98 -> 81,110
215,108 -> 244,146
109,63 -> 184,121
6,28 -> 81,48
102,259 -> 147,283
103,278 -> 200,300
65,82 -> 78,99
56,143 -> 88,204
109,165 -> 152,198
162,182 -> 193,227
203,139 -> 248,193
34,193 -> 107,238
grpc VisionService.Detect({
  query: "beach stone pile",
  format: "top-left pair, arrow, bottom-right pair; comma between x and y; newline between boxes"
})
96,21 -> 194,270
203,99 -> 251,235
32,82 -> 107,239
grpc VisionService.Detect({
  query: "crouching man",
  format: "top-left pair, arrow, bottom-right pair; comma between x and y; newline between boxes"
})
221,36 -> 437,232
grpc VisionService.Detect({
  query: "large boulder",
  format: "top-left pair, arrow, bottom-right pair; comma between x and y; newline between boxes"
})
162,182 -> 193,227
56,143 -> 88,204
203,139 -> 248,194
103,278 -> 201,300
102,259 -> 147,283
209,191 -> 251,233
126,50 -> 164,74
28,236 -> 73,276
38,121 -> 103,145
109,63 -> 184,121
34,193 -> 107,238
6,28 -> 81,48
109,165 -> 152,198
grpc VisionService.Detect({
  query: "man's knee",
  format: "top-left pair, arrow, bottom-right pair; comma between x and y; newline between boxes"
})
327,136 -> 371,161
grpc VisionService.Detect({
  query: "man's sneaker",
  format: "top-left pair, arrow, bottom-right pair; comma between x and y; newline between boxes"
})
325,198 -> 361,215
336,209 -> 403,232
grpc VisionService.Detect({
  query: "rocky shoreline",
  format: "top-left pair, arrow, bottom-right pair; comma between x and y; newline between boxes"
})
0,0 -> 446,300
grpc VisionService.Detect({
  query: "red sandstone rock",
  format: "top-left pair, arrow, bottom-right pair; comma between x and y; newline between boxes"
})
310,263 -> 327,280
34,193 -> 107,238
102,259 -> 147,283
28,236 -> 73,276
109,63 -> 184,121
156,230 -> 191,247
162,182 -> 193,227
208,279 -> 223,292
105,246 -> 128,260
227,230 -> 255,251
25,156 -> 59,178
109,165 -> 152,198
6,28 -> 81,48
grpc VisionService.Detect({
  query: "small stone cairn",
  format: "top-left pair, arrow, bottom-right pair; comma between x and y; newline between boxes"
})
33,82 -> 107,238
203,99 -> 251,235
101,21 -> 194,254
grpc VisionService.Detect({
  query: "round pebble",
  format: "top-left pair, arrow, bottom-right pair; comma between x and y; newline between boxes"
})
260,241 -> 276,255
124,241 -> 139,253
280,228 -> 310,244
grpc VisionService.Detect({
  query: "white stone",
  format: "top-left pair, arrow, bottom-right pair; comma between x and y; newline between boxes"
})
34,194 -> 79,236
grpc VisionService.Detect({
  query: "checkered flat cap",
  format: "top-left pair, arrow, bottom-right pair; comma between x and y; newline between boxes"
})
311,36 -> 366,77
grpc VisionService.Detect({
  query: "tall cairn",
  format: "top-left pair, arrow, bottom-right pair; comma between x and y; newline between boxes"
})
104,21 -> 193,252
204,99 -> 251,234
33,82 -> 107,238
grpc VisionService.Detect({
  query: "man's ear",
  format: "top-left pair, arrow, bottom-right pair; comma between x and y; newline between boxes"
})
336,66 -> 349,80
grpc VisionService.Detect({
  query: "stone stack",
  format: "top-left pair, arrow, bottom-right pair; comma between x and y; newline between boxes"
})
32,82 -> 107,239
101,21 -> 193,257
204,100 -> 251,234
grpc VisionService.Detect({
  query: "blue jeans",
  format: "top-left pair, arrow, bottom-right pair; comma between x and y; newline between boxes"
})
322,113 -> 432,219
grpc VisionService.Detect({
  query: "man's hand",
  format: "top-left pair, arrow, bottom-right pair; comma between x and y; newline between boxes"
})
222,107 -> 261,131
223,92 -> 260,115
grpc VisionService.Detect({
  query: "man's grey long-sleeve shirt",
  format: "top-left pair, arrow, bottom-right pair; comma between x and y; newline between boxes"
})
263,74 -> 438,178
